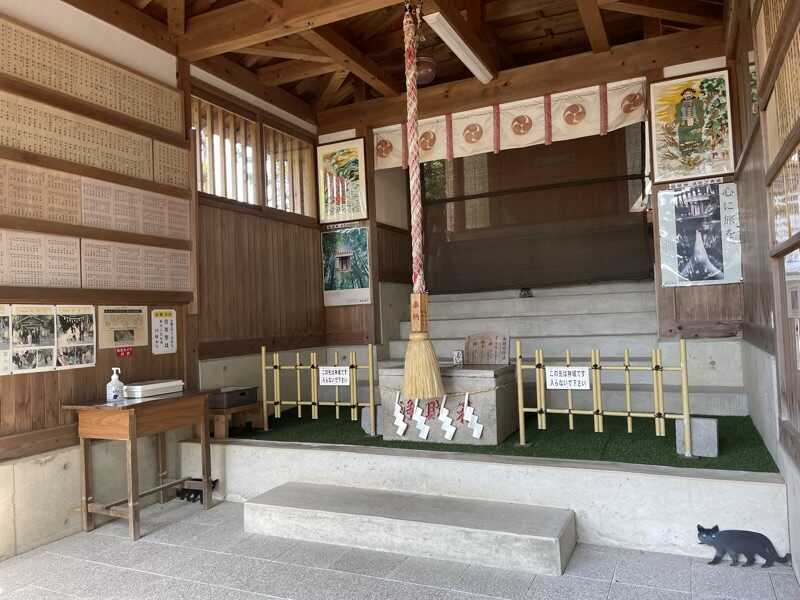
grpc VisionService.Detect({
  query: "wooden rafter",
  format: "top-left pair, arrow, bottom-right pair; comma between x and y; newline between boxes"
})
576,0 -> 610,52
233,41 -> 333,63
423,0 -> 498,83
300,26 -> 401,96
318,25 -> 725,132
178,0 -> 405,61
196,55 -> 315,123
314,71 -> 350,111
248,0 -> 282,8
167,0 -> 186,36
598,0 -> 722,26
257,60 -> 341,86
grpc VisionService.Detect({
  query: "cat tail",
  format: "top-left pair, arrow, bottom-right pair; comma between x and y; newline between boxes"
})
777,553 -> 791,564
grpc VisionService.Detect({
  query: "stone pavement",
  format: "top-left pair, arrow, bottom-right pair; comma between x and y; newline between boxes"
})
0,500 -> 797,600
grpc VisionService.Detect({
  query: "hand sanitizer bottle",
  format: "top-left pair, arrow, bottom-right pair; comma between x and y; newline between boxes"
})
107,368 -> 124,403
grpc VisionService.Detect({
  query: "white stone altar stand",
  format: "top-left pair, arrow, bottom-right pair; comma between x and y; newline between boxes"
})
379,361 -> 518,445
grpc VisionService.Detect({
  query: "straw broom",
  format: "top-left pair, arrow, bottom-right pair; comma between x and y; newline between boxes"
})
402,3 -> 444,400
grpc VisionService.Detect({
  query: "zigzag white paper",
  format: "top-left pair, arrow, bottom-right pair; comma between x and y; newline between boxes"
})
438,395 -> 456,440
393,392 -> 407,436
412,399 -> 431,439
463,393 -> 484,439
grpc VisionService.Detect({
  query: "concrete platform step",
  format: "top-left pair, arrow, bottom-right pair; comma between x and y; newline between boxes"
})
427,291 -> 656,320
429,281 -> 655,303
400,312 -> 659,340
244,482 -> 576,575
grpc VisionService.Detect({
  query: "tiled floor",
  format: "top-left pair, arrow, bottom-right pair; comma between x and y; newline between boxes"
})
0,500 -> 797,600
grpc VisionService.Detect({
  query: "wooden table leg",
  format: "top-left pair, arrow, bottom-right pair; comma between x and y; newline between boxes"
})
200,405 -> 212,510
213,414 -> 228,440
79,437 -> 95,532
157,432 -> 167,504
126,415 -> 140,540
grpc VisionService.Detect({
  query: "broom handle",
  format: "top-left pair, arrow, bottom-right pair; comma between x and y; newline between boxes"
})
404,7 -> 425,295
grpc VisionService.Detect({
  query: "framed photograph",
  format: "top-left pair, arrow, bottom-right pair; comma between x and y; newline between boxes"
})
321,226 -> 371,306
649,69 -> 735,183
317,138 -> 368,224
657,179 -> 741,287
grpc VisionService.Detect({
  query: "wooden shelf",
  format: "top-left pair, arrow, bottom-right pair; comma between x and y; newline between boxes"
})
0,215 -> 192,251
0,147 -> 192,200
0,287 -> 193,305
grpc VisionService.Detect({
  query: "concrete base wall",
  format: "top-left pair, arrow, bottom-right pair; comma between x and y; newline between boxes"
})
180,439 -> 788,557
0,427 -> 191,562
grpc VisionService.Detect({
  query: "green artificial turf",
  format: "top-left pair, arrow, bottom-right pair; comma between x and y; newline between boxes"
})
229,408 -> 779,473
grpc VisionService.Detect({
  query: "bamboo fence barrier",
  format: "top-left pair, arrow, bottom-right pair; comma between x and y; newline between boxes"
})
260,344 -> 377,435
515,339 -> 693,456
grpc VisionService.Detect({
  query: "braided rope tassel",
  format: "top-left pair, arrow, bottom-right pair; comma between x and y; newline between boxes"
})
403,8 -> 425,294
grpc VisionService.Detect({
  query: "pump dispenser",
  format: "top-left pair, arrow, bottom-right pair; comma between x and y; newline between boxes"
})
107,367 -> 124,403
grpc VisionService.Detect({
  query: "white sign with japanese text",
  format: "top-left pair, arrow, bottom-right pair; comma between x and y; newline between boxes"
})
545,366 -> 591,390
318,366 -> 350,386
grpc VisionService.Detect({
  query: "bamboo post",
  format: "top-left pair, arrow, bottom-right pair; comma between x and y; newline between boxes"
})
368,344 -> 376,436
590,350 -> 599,432
311,351 -> 319,420
623,349 -> 632,433
260,346 -> 269,431
350,351 -> 358,421
651,350 -> 659,435
536,349 -> 547,429
295,352 -> 302,418
656,348 -> 666,437
334,351 -> 341,419
273,352 -> 281,418
595,350 -> 604,433
566,350 -> 574,430
515,340 -> 527,446
679,339 -> 692,456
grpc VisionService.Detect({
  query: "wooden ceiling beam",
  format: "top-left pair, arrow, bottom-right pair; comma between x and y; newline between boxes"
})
233,41 -> 334,63
576,0 -> 610,52
314,71 -> 350,111
423,0 -> 498,83
300,26 -> 401,96
61,0 -> 177,53
196,55 -> 315,124
178,0 -> 405,61
598,0 -> 723,26
248,0 -> 282,8
167,0 -> 186,36
257,60 -> 341,86
318,25 -> 724,132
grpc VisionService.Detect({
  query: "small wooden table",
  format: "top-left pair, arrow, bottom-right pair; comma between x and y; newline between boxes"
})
210,402 -> 263,440
65,390 -> 212,541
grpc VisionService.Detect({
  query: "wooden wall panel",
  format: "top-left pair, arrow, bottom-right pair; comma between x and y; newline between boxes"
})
377,225 -> 411,284
0,304 -> 190,459
197,201 -> 325,358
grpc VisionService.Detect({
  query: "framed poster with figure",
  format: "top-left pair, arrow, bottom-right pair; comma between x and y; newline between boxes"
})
650,70 -> 734,183
317,138 -> 368,224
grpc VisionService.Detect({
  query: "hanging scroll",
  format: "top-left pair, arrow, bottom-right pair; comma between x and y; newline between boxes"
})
0,229 -> 81,288
0,90 -> 153,180
0,17 -> 183,133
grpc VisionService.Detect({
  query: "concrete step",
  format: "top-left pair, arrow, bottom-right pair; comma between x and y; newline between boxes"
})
244,482 -> 576,575
388,334 -> 661,362
399,312 -> 659,339
427,291 -> 656,320
429,280 -> 655,303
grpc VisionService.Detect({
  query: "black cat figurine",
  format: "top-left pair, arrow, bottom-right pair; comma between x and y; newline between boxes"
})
697,524 -> 792,568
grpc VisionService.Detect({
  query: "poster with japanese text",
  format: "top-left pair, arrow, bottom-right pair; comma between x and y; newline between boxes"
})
56,305 -> 96,370
321,226 -> 371,306
11,305 -> 56,373
151,309 -> 177,355
0,305 -> 10,376
98,306 -> 148,349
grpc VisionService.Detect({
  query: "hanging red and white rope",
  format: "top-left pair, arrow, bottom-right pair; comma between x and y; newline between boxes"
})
403,3 -> 425,294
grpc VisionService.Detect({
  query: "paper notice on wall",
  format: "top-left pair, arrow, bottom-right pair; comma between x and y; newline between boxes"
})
318,366 -> 350,386
56,305 -> 96,370
2,229 -> 80,288
10,304 -> 56,373
545,366 -> 591,390
0,304 -> 10,376
151,309 -> 177,355
99,306 -> 148,349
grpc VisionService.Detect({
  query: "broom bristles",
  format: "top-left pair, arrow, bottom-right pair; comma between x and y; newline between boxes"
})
403,331 -> 444,399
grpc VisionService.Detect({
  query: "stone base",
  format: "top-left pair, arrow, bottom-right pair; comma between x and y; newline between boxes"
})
244,482 -> 576,575
676,417 -> 719,457
360,405 -> 382,436
379,362 -> 518,445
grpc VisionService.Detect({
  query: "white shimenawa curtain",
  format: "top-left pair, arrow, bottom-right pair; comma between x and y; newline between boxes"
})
373,77 -> 646,171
